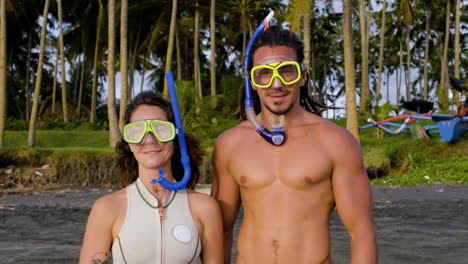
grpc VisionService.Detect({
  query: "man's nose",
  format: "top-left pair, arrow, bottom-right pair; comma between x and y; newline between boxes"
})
270,76 -> 282,89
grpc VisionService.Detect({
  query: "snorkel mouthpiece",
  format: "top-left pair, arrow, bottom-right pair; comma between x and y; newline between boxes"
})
150,72 -> 191,191
243,11 -> 286,146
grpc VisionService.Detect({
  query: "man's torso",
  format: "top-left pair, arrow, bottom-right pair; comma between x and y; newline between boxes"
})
227,116 -> 338,264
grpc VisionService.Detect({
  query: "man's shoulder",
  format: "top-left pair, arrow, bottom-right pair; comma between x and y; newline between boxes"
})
215,120 -> 253,146
305,114 -> 357,143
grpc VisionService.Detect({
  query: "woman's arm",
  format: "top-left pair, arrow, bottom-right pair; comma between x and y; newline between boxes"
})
191,192 -> 224,264
79,195 -> 119,264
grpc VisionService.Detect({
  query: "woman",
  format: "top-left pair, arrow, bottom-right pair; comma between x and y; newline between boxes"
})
79,91 -> 223,263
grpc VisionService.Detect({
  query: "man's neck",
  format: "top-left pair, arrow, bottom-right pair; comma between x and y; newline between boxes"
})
258,105 -> 305,130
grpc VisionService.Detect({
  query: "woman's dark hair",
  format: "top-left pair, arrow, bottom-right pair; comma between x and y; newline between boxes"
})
115,91 -> 203,189
240,25 -> 330,119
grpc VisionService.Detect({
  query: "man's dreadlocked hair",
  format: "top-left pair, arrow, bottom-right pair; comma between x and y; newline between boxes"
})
240,25 -> 329,120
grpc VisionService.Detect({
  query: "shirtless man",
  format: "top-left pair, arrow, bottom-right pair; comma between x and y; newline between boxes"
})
211,25 -> 377,264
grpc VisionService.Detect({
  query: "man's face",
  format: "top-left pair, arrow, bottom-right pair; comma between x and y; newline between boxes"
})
251,45 -> 306,115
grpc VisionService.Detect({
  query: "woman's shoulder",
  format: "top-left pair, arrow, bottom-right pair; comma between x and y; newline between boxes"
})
90,188 -> 127,217
186,189 -> 220,216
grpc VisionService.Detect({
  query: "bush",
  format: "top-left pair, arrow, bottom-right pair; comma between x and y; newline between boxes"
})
6,118 -> 29,131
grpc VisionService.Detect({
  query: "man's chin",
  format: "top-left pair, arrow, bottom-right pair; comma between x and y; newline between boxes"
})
265,103 -> 293,115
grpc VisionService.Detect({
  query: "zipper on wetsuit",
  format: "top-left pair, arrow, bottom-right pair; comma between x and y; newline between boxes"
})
159,206 -> 164,264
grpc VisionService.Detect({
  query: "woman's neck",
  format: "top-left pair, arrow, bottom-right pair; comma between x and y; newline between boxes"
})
138,165 -> 174,200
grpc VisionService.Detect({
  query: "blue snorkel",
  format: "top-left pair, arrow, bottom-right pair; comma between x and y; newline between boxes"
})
243,11 -> 285,146
149,72 -> 191,191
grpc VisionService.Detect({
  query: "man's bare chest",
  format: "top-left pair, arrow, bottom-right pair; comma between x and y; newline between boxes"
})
228,137 -> 333,190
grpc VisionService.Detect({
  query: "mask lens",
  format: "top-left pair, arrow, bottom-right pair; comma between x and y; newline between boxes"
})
253,67 -> 273,86
152,121 -> 175,142
278,64 -> 299,82
124,121 -> 146,143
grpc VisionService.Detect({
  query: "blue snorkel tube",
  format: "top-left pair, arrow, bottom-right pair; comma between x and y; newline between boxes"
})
150,72 -> 191,191
243,11 -> 285,146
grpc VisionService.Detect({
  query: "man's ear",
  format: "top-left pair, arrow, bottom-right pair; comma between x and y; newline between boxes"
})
299,67 -> 308,86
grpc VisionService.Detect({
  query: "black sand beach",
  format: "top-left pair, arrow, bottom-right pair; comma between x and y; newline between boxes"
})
0,184 -> 467,264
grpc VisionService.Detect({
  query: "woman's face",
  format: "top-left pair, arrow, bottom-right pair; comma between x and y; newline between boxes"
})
128,104 -> 174,171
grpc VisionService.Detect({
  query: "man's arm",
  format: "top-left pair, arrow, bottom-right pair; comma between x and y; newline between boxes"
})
331,130 -> 378,264
211,133 -> 241,264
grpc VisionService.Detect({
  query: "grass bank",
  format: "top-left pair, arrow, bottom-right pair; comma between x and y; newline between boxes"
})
1,129 -> 467,188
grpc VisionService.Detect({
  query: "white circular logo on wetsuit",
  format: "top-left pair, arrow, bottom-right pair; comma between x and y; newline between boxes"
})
173,225 -> 192,243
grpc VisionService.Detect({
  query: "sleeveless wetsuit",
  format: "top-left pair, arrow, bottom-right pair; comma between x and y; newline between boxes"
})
111,178 -> 201,264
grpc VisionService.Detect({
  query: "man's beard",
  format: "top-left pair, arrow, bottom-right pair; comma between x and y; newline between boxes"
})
264,101 -> 294,115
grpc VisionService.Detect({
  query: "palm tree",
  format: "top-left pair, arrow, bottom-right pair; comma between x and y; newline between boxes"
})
342,0 -> 359,141
423,10 -> 430,100
210,0 -> 216,96
119,0 -> 128,130
438,0 -> 450,112
375,0 -> 386,113
25,31 -> 32,120
175,30 -> 182,80
77,53 -> 86,116
453,0 -> 461,105
405,25 -> 411,101
358,0 -> 369,113
400,0 -> 413,101
286,0 -> 314,96
52,40 -> 59,113
0,0 -> 6,147
90,0 -> 104,123
57,0 -> 69,122
163,0 -> 177,97
108,0 -> 121,147
28,0 -> 50,147
193,1 -> 202,98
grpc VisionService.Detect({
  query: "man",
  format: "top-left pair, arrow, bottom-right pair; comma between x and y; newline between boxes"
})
211,25 -> 377,264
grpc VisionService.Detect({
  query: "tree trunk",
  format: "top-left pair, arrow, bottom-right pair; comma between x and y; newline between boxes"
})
423,10 -> 430,100
210,0 -> 216,96
128,29 -> 140,101
72,57 -> 80,102
453,0 -> 461,105
342,0 -> 359,141
439,0 -> 450,112
359,0 -> 369,113
375,0 -> 386,113
194,2 -> 202,99
397,39 -> 403,103
57,0 -> 69,122
107,0 -> 121,147
52,41 -> 59,113
386,71 -> 390,103
0,0 -> 6,147
77,54 -> 86,117
176,29 -> 182,80
25,31 -> 32,121
140,49 -> 148,93
163,0 -> 177,97
90,0 -> 103,123
28,0 -> 50,147
374,0 -> 387,111
405,25 -> 411,101
119,0 -> 128,131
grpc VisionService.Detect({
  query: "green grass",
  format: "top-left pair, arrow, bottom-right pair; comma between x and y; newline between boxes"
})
5,130 -> 112,151
2,128 -> 468,187
364,131 -> 468,186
